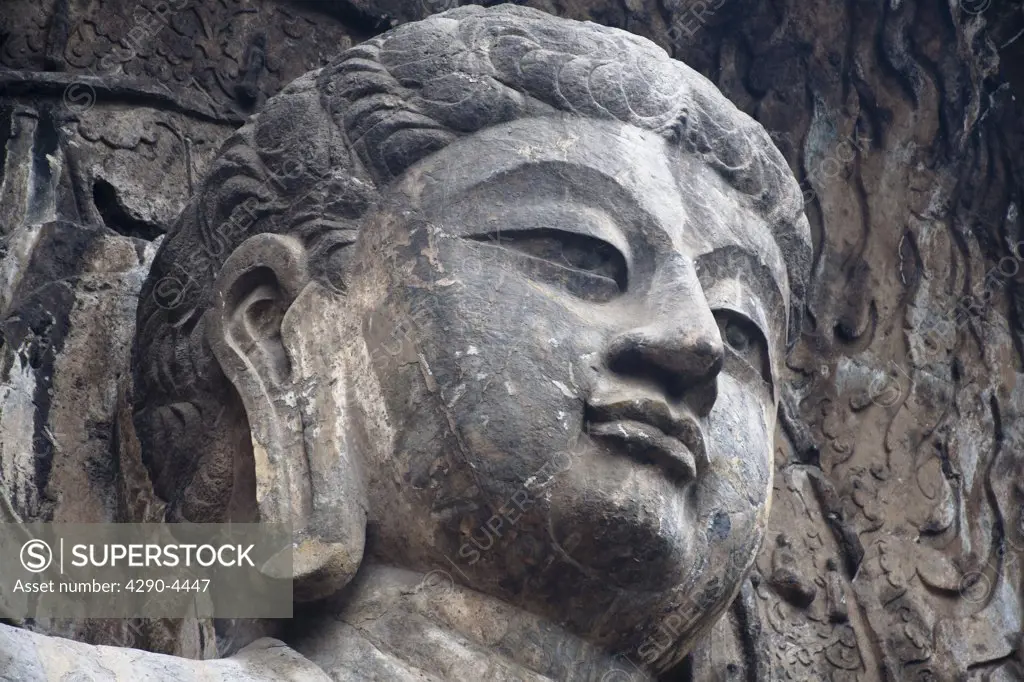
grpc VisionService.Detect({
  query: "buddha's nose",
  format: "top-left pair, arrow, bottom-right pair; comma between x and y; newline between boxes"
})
604,255 -> 724,414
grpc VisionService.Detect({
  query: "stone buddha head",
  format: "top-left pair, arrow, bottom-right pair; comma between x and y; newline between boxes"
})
130,4 -> 810,673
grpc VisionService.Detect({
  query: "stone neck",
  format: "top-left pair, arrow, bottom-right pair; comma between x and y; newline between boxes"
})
290,562 -> 653,681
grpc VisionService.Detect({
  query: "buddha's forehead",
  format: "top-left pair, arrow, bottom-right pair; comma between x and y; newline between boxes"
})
392,115 -> 788,306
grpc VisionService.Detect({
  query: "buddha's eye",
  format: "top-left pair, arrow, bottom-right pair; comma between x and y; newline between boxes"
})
724,320 -> 752,351
714,309 -> 772,389
465,229 -> 627,302
558,239 -> 623,280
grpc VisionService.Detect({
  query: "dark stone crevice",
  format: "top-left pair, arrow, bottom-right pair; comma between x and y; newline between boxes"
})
92,178 -> 164,241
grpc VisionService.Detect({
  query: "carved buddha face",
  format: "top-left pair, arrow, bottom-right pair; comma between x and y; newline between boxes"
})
293,115 -> 784,658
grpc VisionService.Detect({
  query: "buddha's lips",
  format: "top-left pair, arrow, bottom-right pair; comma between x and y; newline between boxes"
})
587,419 -> 699,485
582,396 -> 706,485
585,397 -> 706,458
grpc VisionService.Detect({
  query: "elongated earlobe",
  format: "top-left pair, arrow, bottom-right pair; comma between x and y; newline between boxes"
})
206,233 -> 366,601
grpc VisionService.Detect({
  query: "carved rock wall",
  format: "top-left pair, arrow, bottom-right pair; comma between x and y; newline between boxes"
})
2,0 -> 1023,679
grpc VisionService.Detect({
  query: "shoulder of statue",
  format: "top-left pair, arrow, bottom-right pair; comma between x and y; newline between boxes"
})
0,623 -> 330,680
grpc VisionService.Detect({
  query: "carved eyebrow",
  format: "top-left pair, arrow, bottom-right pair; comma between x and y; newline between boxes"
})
438,155 -> 652,207
694,245 -> 785,320
433,164 -> 639,257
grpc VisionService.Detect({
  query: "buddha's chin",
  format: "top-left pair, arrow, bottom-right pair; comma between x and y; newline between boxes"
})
547,444 -> 701,593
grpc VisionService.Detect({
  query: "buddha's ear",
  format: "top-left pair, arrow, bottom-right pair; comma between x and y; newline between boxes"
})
206,233 -> 366,601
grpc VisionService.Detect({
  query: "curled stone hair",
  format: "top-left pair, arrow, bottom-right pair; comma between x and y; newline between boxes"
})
132,4 -> 811,514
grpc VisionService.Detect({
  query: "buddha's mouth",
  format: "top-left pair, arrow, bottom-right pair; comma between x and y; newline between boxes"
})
584,399 -> 708,486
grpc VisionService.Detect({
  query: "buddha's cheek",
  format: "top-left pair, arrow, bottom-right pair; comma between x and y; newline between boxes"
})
395,278 -> 602,479
699,373 -> 773,519
688,374 -> 774,582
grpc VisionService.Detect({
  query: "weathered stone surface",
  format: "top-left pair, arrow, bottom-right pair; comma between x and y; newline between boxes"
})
1,0 -> 1023,680
0,626 -> 332,681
